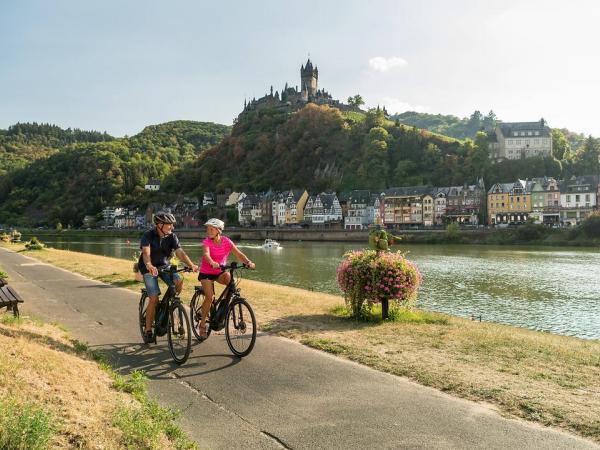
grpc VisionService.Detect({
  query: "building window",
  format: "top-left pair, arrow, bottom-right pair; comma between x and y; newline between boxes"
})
567,195 -> 571,202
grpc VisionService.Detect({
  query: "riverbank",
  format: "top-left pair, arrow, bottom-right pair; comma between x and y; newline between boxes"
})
0,313 -> 197,448
3,241 -> 599,443
15,222 -> 600,247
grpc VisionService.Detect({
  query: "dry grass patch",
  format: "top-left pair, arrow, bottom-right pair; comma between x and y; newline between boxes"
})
0,313 -> 197,449
0,315 -> 131,448
5,243 -> 600,443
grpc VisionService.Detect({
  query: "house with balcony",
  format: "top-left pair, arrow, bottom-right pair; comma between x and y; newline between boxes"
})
530,177 -> 560,225
383,186 -> 431,228
445,179 -> 486,225
344,190 -> 371,230
560,175 -> 598,226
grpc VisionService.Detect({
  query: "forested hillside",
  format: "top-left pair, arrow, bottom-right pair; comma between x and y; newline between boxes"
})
169,104 -> 598,196
393,110 -> 588,152
0,122 -> 114,175
1,107 -> 599,227
0,121 -> 231,225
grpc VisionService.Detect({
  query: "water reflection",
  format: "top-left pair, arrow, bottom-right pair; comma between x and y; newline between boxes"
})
31,234 -> 600,340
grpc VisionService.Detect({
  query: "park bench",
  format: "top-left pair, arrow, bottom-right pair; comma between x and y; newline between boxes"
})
0,277 -> 23,317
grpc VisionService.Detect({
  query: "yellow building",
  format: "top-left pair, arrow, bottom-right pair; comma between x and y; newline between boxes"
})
284,189 -> 309,224
487,180 -> 532,225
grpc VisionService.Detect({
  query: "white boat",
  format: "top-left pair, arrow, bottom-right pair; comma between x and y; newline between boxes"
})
262,238 -> 281,249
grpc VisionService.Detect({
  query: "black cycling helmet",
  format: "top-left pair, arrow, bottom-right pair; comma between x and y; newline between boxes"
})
153,211 -> 176,225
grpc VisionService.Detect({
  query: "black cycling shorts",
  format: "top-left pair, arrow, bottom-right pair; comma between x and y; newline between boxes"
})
198,272 -> 224,281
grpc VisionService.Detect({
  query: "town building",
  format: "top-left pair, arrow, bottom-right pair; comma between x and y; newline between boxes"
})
144,178 -> 160,191
487,180 -> 531,225
530,177 -> 560,225
488,119 -> 552,161
383,186 -> 432,228
559,175 -> 598,226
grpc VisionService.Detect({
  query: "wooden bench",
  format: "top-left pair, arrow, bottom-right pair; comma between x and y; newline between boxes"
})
0,278 -> 23,317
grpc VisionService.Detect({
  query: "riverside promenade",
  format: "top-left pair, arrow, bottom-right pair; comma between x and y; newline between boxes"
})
1,247 -> 597,449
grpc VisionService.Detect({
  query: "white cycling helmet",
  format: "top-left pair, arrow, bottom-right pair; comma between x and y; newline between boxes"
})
204,218 -> 225,231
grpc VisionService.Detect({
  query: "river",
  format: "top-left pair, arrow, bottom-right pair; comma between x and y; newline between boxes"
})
27,234 -> 600,340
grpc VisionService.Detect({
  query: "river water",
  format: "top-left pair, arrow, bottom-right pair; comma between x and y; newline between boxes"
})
30,235 -> 600,340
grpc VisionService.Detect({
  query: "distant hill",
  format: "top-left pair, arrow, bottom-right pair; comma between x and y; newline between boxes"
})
0,120 -> 231,225
165,104 -> 466,194
392,111 -> 588,151
0,122 -> 114,175
1,108 -> 597,227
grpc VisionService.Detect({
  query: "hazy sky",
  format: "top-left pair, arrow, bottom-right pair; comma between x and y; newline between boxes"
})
1,0 -> 599,137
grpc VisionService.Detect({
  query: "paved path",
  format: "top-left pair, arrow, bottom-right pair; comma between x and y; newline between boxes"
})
1,247 -> 598,450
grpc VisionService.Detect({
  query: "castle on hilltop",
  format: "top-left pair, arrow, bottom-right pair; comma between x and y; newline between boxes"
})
238,59 -> 359,118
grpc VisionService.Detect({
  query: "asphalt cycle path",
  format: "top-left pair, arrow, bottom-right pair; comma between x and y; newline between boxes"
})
1,247 -> 598,450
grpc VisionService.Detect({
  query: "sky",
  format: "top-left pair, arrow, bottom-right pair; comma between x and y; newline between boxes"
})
1,0 -> 599,137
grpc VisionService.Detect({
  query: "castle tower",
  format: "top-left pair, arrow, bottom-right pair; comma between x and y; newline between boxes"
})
300,58 -> 318,99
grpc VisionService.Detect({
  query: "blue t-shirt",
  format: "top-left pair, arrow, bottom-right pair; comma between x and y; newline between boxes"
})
138,228 -> 181,274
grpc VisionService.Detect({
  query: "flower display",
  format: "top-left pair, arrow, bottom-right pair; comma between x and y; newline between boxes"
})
336,249 -> 422,317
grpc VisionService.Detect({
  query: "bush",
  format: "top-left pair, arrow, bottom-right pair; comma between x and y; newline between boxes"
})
445,222 -> 459,241
24,236 -> 44,250
580,213 -> 600,238
0,398 -> 55,450
336,250 -> 422,318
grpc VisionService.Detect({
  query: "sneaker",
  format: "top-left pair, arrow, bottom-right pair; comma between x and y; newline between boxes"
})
143,330 -> 154,344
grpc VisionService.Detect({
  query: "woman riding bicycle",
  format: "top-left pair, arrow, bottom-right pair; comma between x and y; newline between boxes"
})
197,218 -> 255,339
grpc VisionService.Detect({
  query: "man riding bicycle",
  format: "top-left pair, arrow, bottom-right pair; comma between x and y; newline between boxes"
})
138,211 -> 198,343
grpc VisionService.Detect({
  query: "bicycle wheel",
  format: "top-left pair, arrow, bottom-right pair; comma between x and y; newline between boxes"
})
167,302 -> 191,365
225,298 -> 256,357
190,291 -> 212,341
138,294 -> 149,340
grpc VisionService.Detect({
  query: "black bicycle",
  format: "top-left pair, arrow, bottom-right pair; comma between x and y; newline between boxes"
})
190,262 -> 257,357
138,265 -> 192,365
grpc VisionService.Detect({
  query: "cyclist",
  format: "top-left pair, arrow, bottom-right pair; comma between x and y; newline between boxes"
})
138,211 -> 198,343
197,218 -> 255,339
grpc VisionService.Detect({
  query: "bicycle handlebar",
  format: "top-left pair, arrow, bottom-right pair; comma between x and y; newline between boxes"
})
219,262 -> 252,271
158,265 -> 193,274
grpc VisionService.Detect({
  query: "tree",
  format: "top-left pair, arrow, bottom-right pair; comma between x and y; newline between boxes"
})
482,110 -> 497,130
551,129 -> 571,160
470,131 -> 491,177
347,94 -> 365,108
575,136 -> 600,175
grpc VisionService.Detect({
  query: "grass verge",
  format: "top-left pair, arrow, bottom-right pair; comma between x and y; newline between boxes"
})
3,242 -> 600,443
0,311 -> 197,449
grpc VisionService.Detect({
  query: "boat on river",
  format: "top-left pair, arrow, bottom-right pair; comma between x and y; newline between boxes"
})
262,238 -> 281,249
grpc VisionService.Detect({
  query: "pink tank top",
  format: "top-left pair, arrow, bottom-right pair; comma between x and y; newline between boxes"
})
200,236 -> 234,274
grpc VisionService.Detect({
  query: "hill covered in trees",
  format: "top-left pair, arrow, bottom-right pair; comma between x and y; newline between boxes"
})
393,110 -> 588,152
0,121 -> 231,225
1,106 -> 599,227
0,122 -> 115,175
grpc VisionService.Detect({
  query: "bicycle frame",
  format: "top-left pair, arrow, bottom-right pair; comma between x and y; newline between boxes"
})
206,262 -> 244,331
154,266 -> 187,334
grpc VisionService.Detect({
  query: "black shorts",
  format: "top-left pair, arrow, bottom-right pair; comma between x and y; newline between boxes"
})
198,272 -> 224,281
